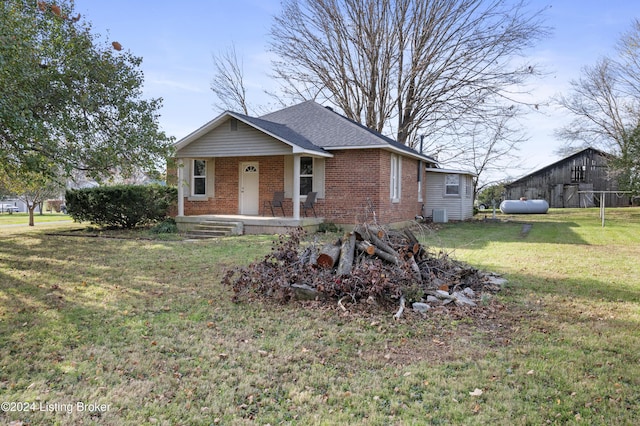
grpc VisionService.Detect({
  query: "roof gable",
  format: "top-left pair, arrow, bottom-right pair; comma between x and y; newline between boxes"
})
175,111 -> 331,157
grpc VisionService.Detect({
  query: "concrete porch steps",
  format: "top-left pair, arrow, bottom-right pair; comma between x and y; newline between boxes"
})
184,220 -> 243,239
176,215 -> 323,235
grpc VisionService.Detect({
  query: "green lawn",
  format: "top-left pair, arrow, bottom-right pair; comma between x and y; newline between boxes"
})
0,212 -> 72,226
0,208 -> 638,425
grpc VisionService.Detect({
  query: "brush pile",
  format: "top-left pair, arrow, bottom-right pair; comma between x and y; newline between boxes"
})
222,225 -> 505,318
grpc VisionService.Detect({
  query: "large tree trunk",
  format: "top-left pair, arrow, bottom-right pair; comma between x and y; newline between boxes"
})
28,206 -> 35,226
336,232 -> 356,276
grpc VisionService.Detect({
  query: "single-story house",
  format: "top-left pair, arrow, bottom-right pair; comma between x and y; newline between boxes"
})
504,147 -> 630,208
170,101 -> 439,234
424,168 -> 476,222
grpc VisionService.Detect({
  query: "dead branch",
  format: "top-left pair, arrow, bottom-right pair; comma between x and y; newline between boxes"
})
393,295 -> 406,320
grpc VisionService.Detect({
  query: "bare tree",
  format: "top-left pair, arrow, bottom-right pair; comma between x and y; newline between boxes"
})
269,0 -> 549,148
451,107 -> 527,198
211,44 -> 250,114
556,19 -> 640,193
557,19 -> 640,157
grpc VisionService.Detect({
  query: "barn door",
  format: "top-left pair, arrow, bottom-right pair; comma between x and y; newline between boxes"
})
563,185 -> 579,208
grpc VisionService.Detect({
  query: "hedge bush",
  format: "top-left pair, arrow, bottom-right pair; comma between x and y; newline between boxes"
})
65,184 -> 177,229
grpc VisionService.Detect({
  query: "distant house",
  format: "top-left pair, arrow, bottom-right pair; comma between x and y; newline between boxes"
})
171,101 -> 438,233
504,147 -> 629,208
424,168 -> 476,222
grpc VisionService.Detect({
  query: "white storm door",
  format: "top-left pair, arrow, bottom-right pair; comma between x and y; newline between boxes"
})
239,162 -> 259,214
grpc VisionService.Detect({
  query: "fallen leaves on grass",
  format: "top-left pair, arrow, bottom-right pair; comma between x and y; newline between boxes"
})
469,388 -> 483,396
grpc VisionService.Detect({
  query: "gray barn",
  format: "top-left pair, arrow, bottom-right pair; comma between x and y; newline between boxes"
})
505,147 -> 629,208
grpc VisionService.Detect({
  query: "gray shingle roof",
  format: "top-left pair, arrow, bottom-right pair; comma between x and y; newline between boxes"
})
261,101 -> 436,162
176,100 -> 436,163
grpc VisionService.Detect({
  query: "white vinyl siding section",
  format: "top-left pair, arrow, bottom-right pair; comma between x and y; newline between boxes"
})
177,118 -> 293,157
425,171 -> 474,221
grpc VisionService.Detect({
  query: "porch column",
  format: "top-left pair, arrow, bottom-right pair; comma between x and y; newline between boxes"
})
177,158 -> 185,216
292,154 -> 301,219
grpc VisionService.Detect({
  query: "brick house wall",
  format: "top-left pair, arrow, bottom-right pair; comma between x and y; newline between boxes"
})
182,155 -> 285,215
171,149 -> 424,225
321,149 -> 423,225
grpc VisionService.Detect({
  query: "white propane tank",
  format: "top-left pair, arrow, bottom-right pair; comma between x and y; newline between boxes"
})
500,199 -> 549,214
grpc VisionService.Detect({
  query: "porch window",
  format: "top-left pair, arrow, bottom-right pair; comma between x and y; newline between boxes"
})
390,153 -> 401,202
192,159 -> 207,196
445,174 -> 460,196
300,156 -> 313,196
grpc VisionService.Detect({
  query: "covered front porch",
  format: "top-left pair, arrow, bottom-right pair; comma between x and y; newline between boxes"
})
175,214 -> 325,236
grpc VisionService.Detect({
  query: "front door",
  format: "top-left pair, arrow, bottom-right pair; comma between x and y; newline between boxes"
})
239,162 -> 259,214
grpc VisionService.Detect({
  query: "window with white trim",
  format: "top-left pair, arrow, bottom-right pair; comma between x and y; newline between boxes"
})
445,174 -> 460,196
390,154 -> 401,201
192,159 -> 207,196
417,160 -> 423,202
300,156 -> 313,196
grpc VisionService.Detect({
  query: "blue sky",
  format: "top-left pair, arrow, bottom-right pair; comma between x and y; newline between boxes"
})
73,0 -> 639,179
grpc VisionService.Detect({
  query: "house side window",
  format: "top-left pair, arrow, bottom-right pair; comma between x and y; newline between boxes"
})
390,154 -> 401,201
300,156 -> 313,196
445,174 -> 460,196
193,159 -> 207,196
417,160 -> 423,202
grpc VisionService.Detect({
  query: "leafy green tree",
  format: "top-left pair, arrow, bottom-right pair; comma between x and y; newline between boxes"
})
0,163 -> 65,226
0,0 -> 174,181
557,18 -> 640,194
612,124 -> 640,196
477,183 -> 506,209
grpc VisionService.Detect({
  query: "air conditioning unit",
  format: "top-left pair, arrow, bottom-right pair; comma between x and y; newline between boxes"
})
432,209 -> 448,223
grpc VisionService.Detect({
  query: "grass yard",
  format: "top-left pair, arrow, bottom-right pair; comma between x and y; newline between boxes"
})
0,208 -> 638,425
0,213 -> 72,226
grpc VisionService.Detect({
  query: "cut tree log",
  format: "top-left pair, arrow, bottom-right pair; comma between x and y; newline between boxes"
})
317,243 -> 341,269
336,232 -> 356,276
356,240 -> 376,255
356,241 -> 399,264
367,225 -> 386,239
403,228 -> 419,246
364,229 -> 399,262
403,229 -> 425,259
353,225 -> 371,241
